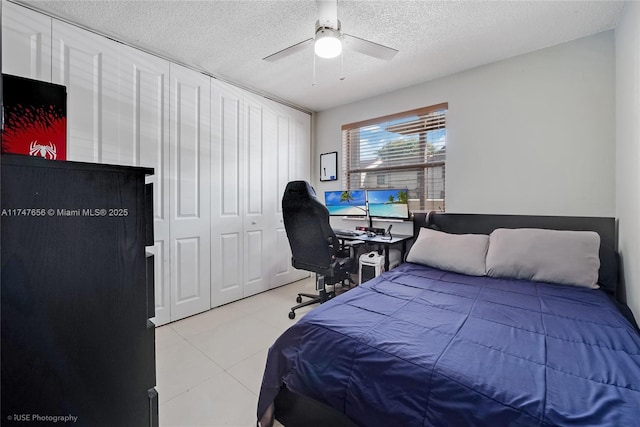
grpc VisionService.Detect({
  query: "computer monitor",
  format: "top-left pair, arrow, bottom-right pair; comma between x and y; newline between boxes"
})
367,188 -> 410,220
324,190 -> 367,216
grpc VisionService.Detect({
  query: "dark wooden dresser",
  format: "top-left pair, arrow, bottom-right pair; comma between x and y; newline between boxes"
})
1,154 -> 157,426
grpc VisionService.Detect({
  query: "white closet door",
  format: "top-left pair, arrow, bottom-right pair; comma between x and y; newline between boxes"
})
52,20 -> 118,163
268,101 -> 312,287
210,79 -> 245,306
119,45 -> 171,326
242,93 -> 273,298
290,108 -> 312,182
289,110 -> 311,283
169,64 -> 211,321
2,1 -> 52,80
263,103 -> 292,288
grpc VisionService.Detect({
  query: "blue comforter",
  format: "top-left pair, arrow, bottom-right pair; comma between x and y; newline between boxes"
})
257,263 -> 640,426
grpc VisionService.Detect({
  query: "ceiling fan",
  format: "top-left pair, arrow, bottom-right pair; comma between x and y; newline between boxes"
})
263,0 -> 398,63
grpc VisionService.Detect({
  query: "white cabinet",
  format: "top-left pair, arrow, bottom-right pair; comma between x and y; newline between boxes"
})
52,20 -> 119,163
169,63 -> 212,321
1,0 -> 52,81
118,44 -> 172,326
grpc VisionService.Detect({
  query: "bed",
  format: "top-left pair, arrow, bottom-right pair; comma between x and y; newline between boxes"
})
257,213 -> 640,427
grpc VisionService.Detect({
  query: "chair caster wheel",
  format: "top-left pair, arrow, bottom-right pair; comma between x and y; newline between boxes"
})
296,296 -> 302,303
288,311 -> 296,319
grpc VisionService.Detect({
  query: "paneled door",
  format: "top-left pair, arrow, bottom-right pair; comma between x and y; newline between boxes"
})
210,79 -> 245,307
169,64 -> 211,321
268,100 -> 312,288
210,83 -> 304,306
118,44 -> 171,326
242,93 -> 273,298
52,19 -> 119,163
289,108 -> 312,184
2,1 -> 52,81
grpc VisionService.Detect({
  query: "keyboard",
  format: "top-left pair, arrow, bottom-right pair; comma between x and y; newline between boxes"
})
333,228 -> 366,237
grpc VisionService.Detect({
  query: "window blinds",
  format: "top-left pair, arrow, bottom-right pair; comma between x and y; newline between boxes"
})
341,103 -> 447,212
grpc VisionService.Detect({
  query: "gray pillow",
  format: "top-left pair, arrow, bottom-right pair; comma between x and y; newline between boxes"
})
486,228 -> 600,288
407,227 -> 489,276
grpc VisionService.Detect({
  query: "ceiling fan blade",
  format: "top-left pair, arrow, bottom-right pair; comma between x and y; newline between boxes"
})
316,0 -> 338,28
343,33 -> 398,61
263,38 -> 313,62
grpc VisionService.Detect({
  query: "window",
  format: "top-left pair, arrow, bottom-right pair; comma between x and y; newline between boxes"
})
342,103 -> 447,213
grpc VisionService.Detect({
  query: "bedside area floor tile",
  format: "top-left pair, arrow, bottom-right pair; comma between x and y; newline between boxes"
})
155,275 -> 318,426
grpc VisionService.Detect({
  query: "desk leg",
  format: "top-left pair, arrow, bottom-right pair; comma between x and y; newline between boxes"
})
384,247 -> 390,271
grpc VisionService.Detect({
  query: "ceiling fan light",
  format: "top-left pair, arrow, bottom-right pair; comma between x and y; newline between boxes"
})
314,29 -> 342,59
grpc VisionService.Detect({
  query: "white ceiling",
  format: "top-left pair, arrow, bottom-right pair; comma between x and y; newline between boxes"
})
15,0 -> 625,112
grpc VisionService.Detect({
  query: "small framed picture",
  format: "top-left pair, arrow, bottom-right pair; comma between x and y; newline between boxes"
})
320,151 -> 338,181
2,74 -> 67,160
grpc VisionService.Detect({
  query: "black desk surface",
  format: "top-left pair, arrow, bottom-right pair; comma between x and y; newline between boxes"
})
336,233 -> 413,244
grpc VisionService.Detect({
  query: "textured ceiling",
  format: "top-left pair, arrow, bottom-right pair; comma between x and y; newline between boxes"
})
15,0 -> 625,112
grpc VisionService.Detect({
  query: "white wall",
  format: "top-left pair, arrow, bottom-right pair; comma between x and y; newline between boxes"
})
615,2 -> 640,320
315,31 -> 615,222
315,31 -> 615,257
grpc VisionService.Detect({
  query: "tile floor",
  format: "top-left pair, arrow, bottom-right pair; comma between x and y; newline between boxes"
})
155,275 -> 321,427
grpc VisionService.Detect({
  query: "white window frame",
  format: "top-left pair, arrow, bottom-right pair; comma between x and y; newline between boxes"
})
341,103 -> 447,213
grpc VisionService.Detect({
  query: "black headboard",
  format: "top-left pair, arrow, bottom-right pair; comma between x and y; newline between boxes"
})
412,212 -> 619,299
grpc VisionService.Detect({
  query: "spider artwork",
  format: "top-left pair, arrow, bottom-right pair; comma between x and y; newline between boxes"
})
29,141 -> 57,160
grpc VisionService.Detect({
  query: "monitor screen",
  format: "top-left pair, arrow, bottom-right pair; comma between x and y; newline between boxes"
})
324,190 -> 367,216
367,188 -> 410,219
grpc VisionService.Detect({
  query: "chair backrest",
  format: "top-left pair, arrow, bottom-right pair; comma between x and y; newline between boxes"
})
282,181 -> 339,273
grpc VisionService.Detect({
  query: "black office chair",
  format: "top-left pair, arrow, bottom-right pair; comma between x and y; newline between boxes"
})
282,180 -> 354,319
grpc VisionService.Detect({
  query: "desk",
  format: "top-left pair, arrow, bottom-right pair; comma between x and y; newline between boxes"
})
336,233 -> 413,271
